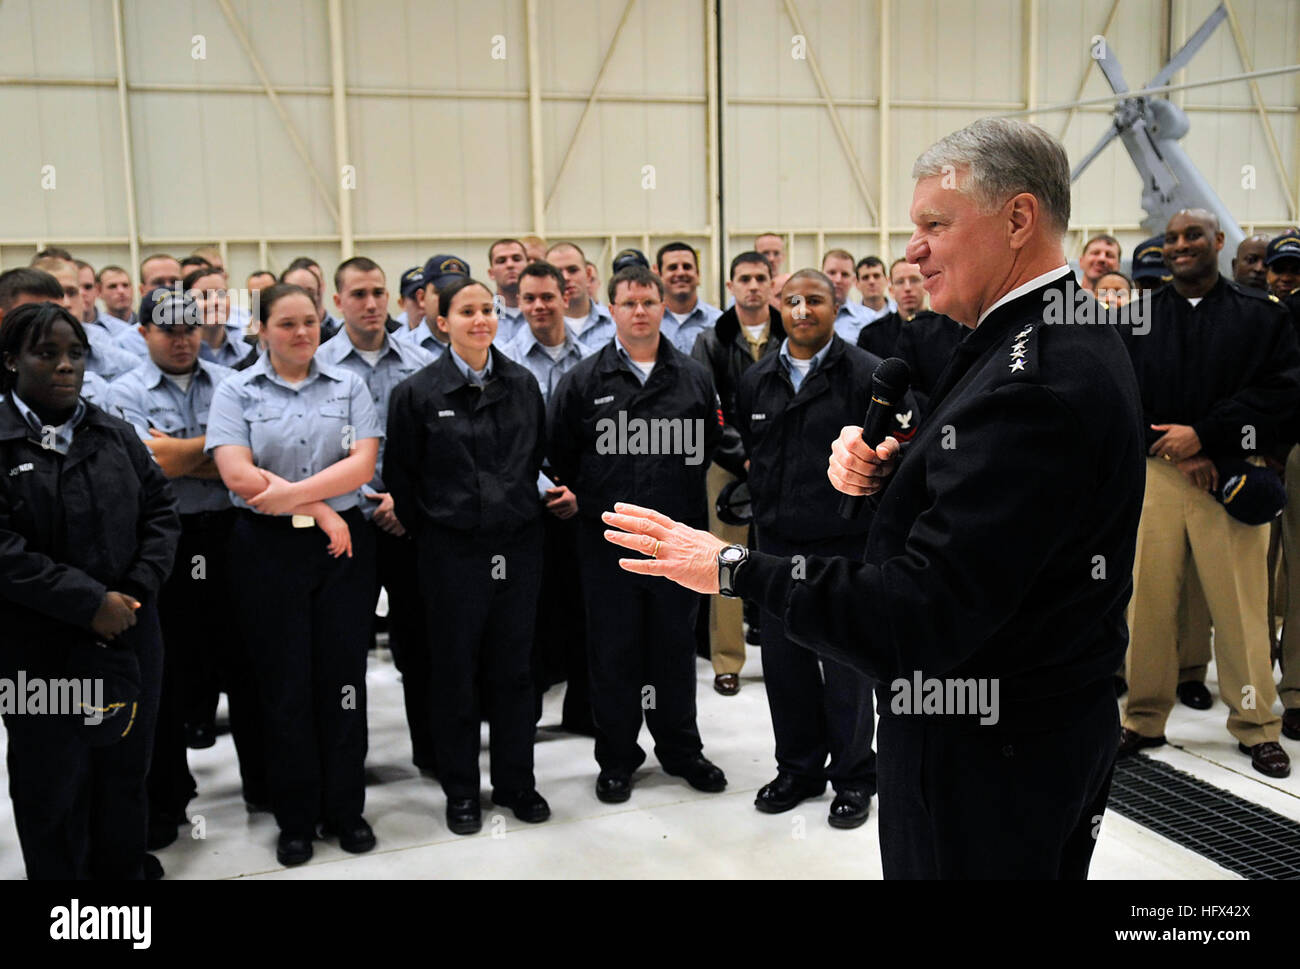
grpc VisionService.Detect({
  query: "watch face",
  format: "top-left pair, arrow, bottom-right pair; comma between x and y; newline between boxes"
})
720,545 -> 745,563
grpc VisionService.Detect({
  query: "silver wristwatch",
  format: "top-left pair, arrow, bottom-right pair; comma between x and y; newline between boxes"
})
717,544 -> 748,598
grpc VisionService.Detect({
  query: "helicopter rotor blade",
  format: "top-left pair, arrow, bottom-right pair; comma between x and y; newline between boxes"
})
1145,3 -> 1227,92
1094,41 -> 1131,96
1071,125 -> 1121,182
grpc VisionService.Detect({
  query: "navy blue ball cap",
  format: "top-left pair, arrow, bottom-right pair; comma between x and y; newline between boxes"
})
1265,230 -> 1300,267
138,287 -> 202,329
421,255 -> 470,290
612,248 -> 650,273
1215,459 -> 1286,525
1130,235 -> 1170,282
64,638 -> 141,747
398,266 -> 425,299
715,478 -> 752,527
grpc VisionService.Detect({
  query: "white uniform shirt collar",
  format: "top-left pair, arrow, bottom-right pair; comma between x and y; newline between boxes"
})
976,265 -> 1072,328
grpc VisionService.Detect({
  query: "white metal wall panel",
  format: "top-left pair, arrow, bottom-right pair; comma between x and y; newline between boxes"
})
0,0 -> 1297,305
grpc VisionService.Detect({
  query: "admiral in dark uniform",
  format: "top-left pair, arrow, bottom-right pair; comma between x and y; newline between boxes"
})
602,119 -> 1147,879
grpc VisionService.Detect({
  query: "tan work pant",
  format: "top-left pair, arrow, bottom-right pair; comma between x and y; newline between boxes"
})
1177,563 -> 1212,683
1124,458 -> 1280,746
1278,445 -> 1300,710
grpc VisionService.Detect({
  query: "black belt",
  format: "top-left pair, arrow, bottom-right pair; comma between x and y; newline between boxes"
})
180,508 -> 236,528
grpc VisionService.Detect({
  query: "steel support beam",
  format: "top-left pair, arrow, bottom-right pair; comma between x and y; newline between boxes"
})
525,0 -> 545,237
216,0 -> 340,223
110,0 -> 140,282
1223,0 -> 1297,219
328,0 -> 354,259
705,0 -> 721,295
780,0 -> 878,223
878,0 -> 891,258
544,0 -> 638,211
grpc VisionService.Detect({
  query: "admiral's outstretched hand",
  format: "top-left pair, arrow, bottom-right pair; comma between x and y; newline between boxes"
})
602,502 -> 727,595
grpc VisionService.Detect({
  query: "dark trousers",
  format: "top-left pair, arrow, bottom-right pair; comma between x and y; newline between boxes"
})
374,525 -> 435,769
418,522 -> 542,800
4,601 -> 163,879
177,519 -> 221,731
149,510 -> 267,819
876,680 -> 1117,879
756,533 -> 876,794
535,513 -> 592,729
230,509 -> 374,836
577,519 -> 704,774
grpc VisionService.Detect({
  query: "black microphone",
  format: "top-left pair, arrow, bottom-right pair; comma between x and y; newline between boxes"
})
839,357 -> 911,519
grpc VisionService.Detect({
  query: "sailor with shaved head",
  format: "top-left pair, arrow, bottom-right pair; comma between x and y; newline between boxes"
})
1121,208 -> 1300,779
1231,233 -> 1272,293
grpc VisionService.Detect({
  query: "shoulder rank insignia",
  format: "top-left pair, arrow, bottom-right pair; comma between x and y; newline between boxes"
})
1009,324 -> 1034,373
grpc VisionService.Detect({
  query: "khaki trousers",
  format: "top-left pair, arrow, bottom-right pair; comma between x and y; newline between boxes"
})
706,462 -> 747,675
1176,563 -> 1213,683
1124,458 -> 1280,745
1278,445 -> 1300,709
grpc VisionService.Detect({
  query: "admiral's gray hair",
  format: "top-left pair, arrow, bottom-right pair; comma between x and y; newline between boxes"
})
912,118 -> 1071,236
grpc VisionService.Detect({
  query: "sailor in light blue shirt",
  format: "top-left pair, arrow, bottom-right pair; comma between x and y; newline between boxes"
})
81,370 -> 109,407
96,309 -> 136,336
204,282 -> 382,857
84,324 -> 141,380
199,322 -> 252,368
546,243 -> 616,351
204,353 -> 383,514
316,322 -> 433,497
779,333 -> 835,393
660,298 -> 721,355
83,312 -> 127,341
486,238 -> 530,347
831,300 -> 874,344
396,317 -> 450,361
112,318 -> 149,358
501,323 -> 594,404
495,302 -> 526,346
655,243 -> 722,353
570,301 -> 615,352
108,354 -> 235,514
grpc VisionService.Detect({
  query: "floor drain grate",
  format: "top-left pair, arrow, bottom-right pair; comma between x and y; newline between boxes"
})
1107,754 -> 1300,879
